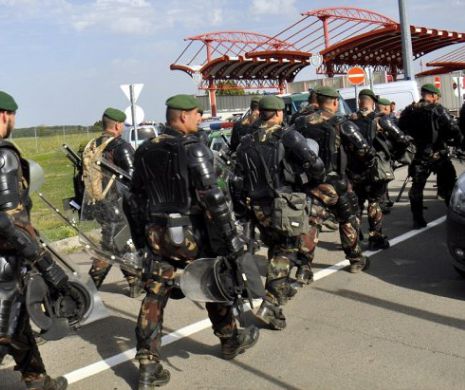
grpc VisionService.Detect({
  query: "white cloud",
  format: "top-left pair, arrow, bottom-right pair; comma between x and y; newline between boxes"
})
70,0 -> 156,35
250,0 -> 297,16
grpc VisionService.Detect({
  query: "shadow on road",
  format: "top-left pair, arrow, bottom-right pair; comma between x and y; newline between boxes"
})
315,287 -> 465,331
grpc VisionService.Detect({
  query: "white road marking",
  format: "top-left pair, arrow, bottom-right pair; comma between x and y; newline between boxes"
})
64,214 -> 447,384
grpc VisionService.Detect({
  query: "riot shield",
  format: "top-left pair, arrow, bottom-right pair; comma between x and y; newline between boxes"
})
26,159 -> 110,337
180,253 -> 265,303
78,169 -> 141,274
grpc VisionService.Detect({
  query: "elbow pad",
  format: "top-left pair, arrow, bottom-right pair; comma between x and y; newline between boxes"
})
186,139 -> 216,190
282,129 -> 325,180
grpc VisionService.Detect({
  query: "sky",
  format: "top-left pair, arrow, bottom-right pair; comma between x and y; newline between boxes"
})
0,0 -> 464,127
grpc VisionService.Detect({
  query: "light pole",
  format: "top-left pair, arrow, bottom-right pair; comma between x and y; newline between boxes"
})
398,0 -> 414,80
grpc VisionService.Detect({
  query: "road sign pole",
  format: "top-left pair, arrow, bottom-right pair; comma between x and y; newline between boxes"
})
355,85 -> 359,110
129,84 -> 138,148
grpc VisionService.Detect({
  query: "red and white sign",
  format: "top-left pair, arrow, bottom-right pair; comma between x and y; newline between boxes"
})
347,66 -> 366,86
434,76 -> 441,89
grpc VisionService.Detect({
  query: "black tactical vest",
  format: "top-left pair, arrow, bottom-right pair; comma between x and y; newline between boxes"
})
298,114 -> 344,175
236,128 -> 287,201
136,133 -> 191,215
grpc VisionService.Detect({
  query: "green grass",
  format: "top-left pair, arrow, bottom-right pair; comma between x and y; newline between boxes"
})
12,131 -> 101,241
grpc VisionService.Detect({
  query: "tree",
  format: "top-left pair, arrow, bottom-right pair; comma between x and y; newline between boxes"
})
216,81 -> 245,96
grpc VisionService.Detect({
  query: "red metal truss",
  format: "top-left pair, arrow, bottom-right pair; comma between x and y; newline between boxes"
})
416,44 -> 465,75
320,25 -> 465,75
301,7 -> 396,25
170,7 -> 465,116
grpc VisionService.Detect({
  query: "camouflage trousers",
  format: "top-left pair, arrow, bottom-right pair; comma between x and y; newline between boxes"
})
308,182 -> 363,262
352,180 -> 387,238
136,224 -> 236,362
252,205 -> 315,306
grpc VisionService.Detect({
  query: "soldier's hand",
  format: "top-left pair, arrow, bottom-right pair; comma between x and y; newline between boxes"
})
227,236 -> 245,259
35,251 -> 69,292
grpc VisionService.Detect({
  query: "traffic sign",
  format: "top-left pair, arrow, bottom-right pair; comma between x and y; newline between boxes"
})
120,83 -> 144,103
347,67 -> 366,86
434,76 -> 441,89
124,105 -> 145,125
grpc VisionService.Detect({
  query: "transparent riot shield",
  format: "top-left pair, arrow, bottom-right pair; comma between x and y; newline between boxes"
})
79,169 -> 141,274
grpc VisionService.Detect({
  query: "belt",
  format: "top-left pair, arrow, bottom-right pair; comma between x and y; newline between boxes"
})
150,214 -> 191,228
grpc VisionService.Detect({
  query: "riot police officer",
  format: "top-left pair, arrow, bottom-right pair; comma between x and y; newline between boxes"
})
399,83 -> 463,228
349,89 -> 391,250
234,95 -> 325,330
230,96 -> 261,152
0,91 -> 67,389
295,87 -> 373,268
85,108 -> 142,297
289,88 -> 319,125
125,95 -> 259,389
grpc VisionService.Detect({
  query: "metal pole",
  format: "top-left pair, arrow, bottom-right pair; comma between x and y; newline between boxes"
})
34,127 -> 38,153
398,0 -> 414,80
355,85 -> 359,111
457,70 -> 463,109
369,67 -> 374,90
129,84 -> 138,149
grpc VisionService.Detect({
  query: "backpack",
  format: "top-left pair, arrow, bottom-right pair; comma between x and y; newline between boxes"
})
82,137 -> 115,203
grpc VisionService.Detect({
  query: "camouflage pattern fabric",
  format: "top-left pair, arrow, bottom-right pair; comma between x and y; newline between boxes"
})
135,225 -> 236,362
352,181 -> 387,238
252,205 -> 309,305
308,182 -> 363,262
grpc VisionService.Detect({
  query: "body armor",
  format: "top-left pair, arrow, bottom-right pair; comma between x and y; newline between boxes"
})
99,134 -> 135,176
128,126 -> 240,256
235,127 -> 287,200
230,113 -> 259,152
399,101 -> 462,159
351,110 -> 377,146
297,110 -> 347,175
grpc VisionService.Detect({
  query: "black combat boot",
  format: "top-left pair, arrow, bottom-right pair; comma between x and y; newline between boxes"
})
24,374 -> 68,390
220,326 -> 259,360
348,257 -> 370,273
295,265 -> 313,285
256,300 -> 287,330
412,217 -> 427,229
368,235 -> 390,250
411,201 -> 427,229
138,362 -> 170,389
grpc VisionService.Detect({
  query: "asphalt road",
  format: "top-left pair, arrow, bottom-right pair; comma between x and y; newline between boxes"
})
2,163 -> 465,390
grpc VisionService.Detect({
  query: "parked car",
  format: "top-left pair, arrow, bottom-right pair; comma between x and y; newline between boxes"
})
280,91 -> 352,123
208,129 -> 232,152
446,171 -> 465,276
122,123 -> 163,149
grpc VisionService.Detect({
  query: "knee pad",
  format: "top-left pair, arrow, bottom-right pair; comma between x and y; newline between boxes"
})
335,193 -> 355,223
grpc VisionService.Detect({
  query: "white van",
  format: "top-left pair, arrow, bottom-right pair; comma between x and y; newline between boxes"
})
338,80 -> 420,113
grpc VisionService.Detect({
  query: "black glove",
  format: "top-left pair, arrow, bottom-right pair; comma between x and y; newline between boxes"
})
34,251 -> 69,291
226,235 -> 245,260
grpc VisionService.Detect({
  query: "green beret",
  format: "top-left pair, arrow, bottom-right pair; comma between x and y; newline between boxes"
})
315,86 -> 339,99
166,94 -> 200,111
250,96 -> 262,104
0,91 -> 18,112
103,107 -> 126,123
359,89 -> 377,101
377,97 -> 391,106
259,95 -> 285,111
421,83 -> 440,95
